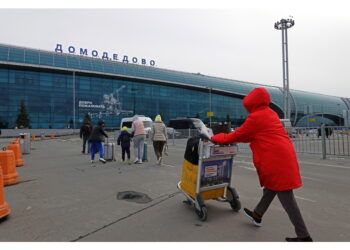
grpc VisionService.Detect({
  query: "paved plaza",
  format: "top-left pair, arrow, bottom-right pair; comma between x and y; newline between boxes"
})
0,134 -> 350,242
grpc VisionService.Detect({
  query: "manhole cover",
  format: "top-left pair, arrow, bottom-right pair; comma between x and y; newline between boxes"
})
117,191 -> 152,204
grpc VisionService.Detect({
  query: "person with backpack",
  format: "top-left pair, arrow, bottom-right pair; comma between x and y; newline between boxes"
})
88,120 -> 108,164
210,87 -> 312,242
117,126 -> 133,164
80,120 -> 92,154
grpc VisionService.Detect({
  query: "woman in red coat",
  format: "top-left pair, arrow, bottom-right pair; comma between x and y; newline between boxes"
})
211,87 -> 312,242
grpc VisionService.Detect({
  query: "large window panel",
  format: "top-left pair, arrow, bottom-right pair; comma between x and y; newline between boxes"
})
54,54 -> 67,68
78,76 -> 90,90
91,59 -> 104,72
0,45 -> 9,61
25,50 -> 40,64
8,47 -> 25,63
39,52 -> 54,66
79,58 -> 92,71
0,69 -> 8,83
67,56 -> 80,69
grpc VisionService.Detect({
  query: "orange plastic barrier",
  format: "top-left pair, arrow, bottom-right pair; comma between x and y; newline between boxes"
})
31,135 -> 36,141
50,134 -> 55,139
11,138 -> 20,144
0,165 -> 11,219
7,142 -> 24,167
0,150 -> 19,186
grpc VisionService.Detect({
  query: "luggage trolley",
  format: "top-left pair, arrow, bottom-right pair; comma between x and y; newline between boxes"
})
177,138 -> 241,221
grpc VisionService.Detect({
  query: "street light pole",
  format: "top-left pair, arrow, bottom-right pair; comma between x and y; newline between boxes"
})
73,71 -> 76,129
275,18 -> 295,120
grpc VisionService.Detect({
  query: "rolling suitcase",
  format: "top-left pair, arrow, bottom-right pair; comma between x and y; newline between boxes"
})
103,138 -> 116,161
142,142 -> 148,162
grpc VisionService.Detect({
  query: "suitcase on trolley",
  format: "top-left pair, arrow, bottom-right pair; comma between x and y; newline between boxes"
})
103,138 -> 116,161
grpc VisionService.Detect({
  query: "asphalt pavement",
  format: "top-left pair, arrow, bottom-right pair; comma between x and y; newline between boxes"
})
0,135 -> 349,242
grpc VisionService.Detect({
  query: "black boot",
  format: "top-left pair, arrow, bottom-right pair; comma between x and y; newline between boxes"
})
285,236 -> 313,242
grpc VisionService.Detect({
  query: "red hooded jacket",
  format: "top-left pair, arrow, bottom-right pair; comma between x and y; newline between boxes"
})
211,88 -> 302,191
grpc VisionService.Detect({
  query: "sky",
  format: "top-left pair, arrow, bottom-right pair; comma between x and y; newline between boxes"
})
0,0 -> 349,98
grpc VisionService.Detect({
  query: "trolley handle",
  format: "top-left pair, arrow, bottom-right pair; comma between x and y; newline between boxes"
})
199,131 -> 212,142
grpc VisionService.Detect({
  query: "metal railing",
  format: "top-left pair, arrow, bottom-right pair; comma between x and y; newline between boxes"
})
291,126 -> 350,158
237,126 -> 350,158
113,126 -> 350,158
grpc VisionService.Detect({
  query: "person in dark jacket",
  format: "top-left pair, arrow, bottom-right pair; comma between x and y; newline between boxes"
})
88,120 -> 108,163
210,88 -> 312,242
80,121 -> 92,154
117,126 -> 133,164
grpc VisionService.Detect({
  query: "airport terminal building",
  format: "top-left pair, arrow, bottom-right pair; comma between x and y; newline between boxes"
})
0,43 -> 349,129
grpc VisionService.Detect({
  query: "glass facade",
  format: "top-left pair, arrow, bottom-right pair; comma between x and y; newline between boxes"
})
0,43 -> 349,129
0,68 -> 248,128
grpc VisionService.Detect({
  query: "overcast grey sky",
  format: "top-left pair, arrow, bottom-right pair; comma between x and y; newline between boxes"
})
0,1 -> 349,98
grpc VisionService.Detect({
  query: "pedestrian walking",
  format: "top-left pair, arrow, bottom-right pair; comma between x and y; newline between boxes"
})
131,115 -> 146,164
80,120 -> 92,154
117,126 -> 133,164
151,115 -> 167,165
88,120 -> 108,164
210,88 -> 312,242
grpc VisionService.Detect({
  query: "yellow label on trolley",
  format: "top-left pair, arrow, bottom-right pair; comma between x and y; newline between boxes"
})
180,159 -> 225,200
180,159 -> 198,199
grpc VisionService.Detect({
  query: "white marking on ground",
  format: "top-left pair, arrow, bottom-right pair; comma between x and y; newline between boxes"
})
299,161 -> 350,170
295,195 -> 316,203
236,157 -> 350,170
237,166 -> 256,171
161,164 -> 176,168
235,160 -> 254,165
302,176 -> 323,182
236,160 -> 325,183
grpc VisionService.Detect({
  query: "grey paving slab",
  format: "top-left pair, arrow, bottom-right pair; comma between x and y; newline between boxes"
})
0,136 -> 349,242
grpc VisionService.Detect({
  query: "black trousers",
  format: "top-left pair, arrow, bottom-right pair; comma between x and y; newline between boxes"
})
153,141 -> 165,160
254,188 -> 310,238
121,146 -> 130,161
82,135 -> 91,153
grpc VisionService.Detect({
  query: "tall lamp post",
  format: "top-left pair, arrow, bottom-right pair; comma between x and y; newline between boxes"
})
274,18 -> 295,120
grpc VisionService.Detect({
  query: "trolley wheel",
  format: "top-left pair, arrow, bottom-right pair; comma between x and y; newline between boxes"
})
230,198 -> 241,212
195,206 -> 208,221
227,187 -> 241,212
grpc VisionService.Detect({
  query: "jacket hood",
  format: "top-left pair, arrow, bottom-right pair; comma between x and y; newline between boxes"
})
243,88 -> 271,113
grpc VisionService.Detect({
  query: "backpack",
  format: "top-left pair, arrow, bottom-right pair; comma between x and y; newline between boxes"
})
184,136 -> 200,165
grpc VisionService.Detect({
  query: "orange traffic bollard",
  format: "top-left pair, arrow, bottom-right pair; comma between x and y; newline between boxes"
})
50,134 -> 55,139
0,150 -> 19,186
0,165 -> 11,220
31,135 -> 36,141
7,142 -> 24,167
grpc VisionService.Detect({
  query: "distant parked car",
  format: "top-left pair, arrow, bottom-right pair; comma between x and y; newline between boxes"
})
166,127 -> 180,137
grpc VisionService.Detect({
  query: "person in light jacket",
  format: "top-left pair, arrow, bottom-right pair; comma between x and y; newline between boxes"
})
151,115 -> 167,165
210,88 -> 312,242
131,116 -> 146,164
